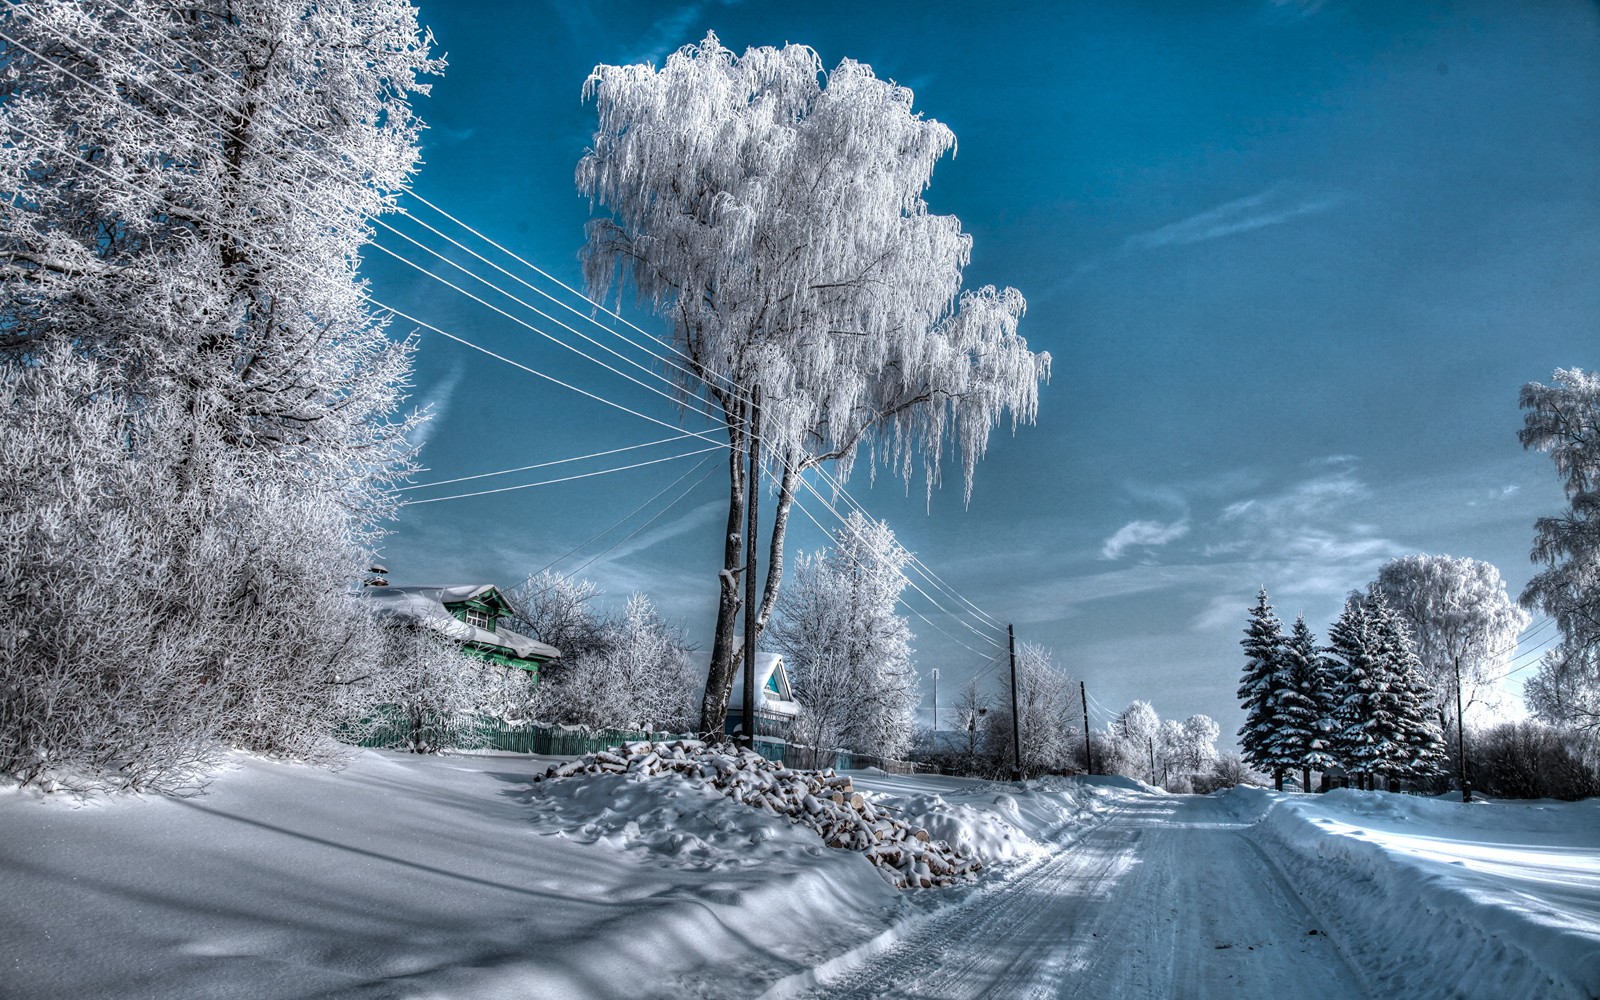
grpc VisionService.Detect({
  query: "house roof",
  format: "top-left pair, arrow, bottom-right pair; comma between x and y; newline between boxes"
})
364,585 -> 560,662
718,650 -> 801,718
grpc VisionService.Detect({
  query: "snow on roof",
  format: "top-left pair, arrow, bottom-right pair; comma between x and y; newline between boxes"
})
364,585 -> 560,661
715,650 -> 801,717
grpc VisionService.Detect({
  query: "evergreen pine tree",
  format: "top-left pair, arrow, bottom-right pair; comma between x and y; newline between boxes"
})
1369,595 -> 1447,783
1327,597 -> 1385,790
1238,587 -> 1289,790
1276,615 -> 1338,792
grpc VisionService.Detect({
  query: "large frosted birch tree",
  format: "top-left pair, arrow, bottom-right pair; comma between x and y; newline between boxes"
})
577,34 -> 1050,736
1519,369 -> 1600,732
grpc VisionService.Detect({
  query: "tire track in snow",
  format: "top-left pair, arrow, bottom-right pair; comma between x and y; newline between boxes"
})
789,793 -> 1369,1000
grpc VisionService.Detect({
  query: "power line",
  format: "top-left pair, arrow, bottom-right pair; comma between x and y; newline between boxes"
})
400,432 -> 714,492
566,458 -> 722,580
15,10 -> 1015,643
400,444 -> 725,506
528,453 -> 722,580
370,220 -> 729,426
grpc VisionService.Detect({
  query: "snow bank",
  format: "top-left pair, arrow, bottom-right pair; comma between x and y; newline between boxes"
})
849,772 -> 1121,865
536,740 -> 983,887
1238,787 -> 1600,1000
0,749 -> 1119,999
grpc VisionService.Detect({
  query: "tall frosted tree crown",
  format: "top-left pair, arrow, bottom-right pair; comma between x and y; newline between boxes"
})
577,32 -> 1048,500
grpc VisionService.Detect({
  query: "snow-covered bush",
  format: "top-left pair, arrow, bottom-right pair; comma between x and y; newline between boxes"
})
0,1 -> 438,791
510,573 -> 698,734
0,350 -> 391,790
352,626 -> 535,754
979,643 -> 1080,778
772,513 -> 917,760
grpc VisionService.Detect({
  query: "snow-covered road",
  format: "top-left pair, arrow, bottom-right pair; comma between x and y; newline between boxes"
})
789,794 -> 1368,1000
6,753 -> 1596,998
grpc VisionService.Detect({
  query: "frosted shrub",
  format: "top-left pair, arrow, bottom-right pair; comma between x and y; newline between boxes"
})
0,352 -> 389,791
0,0 -> 439,791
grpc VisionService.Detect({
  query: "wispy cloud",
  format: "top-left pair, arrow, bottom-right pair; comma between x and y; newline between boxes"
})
406,364 -> 463,455
632,1 -> 743,66
1267,0 -> 1330,18
587,498 -> 724,568
1101,518 -> 1191,560
1123,186 -> 1342,254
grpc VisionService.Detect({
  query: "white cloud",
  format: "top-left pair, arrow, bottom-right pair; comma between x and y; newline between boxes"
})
1123,186 -> 1342,253
406,364 -> 463,455
1101,518 -> 1191,560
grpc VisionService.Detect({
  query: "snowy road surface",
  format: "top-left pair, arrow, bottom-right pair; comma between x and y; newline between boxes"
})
789,793 -> 1367,1000
5,753 -> 1597,998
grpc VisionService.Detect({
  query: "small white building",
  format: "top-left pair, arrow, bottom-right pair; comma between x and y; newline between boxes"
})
716,650 -> 802,738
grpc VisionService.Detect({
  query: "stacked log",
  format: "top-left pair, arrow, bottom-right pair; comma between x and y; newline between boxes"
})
536,739 -> 981,888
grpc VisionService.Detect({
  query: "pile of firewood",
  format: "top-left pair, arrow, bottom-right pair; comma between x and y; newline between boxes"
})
537,739 -> 981,888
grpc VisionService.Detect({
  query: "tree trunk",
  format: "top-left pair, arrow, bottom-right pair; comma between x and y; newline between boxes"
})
698,414 -> 746,739
755,456 -> 799,633
1302,766 -> 1311,794
1274,768 -> 1284,793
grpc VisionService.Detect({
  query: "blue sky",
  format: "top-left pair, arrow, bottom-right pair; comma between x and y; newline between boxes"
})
366,0 -> 1600,744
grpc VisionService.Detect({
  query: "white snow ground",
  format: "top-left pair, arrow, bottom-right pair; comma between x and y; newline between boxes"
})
1,750 -> 1596,999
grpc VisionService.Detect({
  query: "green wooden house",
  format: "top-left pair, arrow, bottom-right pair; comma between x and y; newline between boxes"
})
365,584 -> 560,675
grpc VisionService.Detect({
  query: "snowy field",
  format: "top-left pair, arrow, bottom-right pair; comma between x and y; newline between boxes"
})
2,749 -> 1596,999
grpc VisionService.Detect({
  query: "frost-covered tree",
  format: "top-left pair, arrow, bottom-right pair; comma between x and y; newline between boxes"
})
1369,595 -> 1447,783
771,512 -> 917,759
1369,554 -> 1528,795
981,643 -> 1077,778
1519,369 -> 1600,733
577,34 -> 1050,737
1326,596 -> 1444,790
1238,588 -> 1291,789
1325,598 -> 1383,789
0,1 -> 439,791
511,575 -> 698,734
1274,615 -> 1338,792
1103,700 -> 1161,783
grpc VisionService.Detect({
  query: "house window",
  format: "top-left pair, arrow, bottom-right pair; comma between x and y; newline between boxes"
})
465,608 -> 494,632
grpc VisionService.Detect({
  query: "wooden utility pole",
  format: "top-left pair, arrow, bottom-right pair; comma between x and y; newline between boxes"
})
1147,736 -> 1156,787
1454,653 -> 1470,803
1008,624 -> 1021,781
741,387 -> 761,749
931,668 -> 940,737
1080,680 -> 1094,774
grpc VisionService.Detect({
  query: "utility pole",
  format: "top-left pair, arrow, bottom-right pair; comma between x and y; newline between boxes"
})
741,387 -> 761,750
1454,653 -> 1470,803
1147,736 -> 1156,787
1080,680 -> 1094,775
1008,624 -> 1021,781
931,668 -> 940,737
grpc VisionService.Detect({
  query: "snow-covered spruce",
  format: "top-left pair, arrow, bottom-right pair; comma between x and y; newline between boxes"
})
536,740 -> 982,888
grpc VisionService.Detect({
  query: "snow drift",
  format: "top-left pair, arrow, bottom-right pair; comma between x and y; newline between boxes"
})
1236,787 -> 1600,1000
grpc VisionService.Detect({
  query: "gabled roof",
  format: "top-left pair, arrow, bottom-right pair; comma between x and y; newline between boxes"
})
718,649 -> 801,718
364,585 -> 560,662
